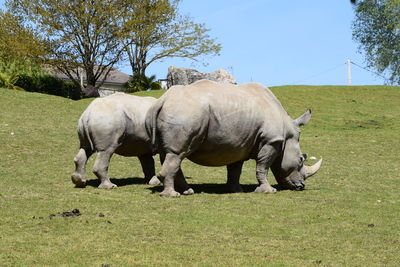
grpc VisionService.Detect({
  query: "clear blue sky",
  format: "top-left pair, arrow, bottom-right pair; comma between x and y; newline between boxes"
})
1,0 -> 386,86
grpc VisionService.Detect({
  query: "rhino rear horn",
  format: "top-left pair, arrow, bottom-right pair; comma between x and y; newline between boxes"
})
304,158 -> 322,179
294,109 -> 312,127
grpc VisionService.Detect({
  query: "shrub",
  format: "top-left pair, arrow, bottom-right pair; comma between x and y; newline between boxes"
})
63,81 -> 82,100
14,74 -> 35,92
0,58 -> 81,99
0,72 -> 24,90
15,74 -> 82,100
37,75 -> 65,96
125,73 -> 161,93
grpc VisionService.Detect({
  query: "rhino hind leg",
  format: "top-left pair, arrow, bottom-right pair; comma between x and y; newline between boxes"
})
138,154 -> 159,184
226,161 -> 244,193
93,149 -> 117,189
175,168 -> 194,195
71,148 -> 93,188
254,144 -> 279,194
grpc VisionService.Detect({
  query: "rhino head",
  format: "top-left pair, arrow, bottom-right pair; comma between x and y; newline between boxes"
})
271,109 -> 322,191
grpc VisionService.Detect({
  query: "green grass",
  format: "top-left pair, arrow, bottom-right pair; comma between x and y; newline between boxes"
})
0,85 -> 399,266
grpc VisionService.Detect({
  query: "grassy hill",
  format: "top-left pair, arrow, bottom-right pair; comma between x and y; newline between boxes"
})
0,85 -> 399,266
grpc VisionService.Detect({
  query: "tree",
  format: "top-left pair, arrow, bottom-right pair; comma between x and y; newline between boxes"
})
5,0 -> 221,96
6,0 -> 135,97
124,0 -> 221,76
0,10 -> 46,76
352,0 -> 400,84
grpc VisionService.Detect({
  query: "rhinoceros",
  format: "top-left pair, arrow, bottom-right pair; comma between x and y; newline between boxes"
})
71,92 -> 160,189
146,80 -> 322,197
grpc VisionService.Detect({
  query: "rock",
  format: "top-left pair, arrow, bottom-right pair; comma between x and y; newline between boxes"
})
167,66 -> 236,88
83,85 -> 100,98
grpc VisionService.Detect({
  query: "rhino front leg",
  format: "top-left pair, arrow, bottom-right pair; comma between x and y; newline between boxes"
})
138,154 -> 159,184
159,153 -> 183,197
71,148 -> 93,188
93,149 -> 117,189
254,143 -> 279,194
226,161 -> 244,193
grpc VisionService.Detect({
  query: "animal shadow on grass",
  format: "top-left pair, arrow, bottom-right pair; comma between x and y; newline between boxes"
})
147,183 -> 281,194
85,177 -> 146,188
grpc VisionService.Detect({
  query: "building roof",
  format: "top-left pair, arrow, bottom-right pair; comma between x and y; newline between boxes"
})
51,67 -> 130,85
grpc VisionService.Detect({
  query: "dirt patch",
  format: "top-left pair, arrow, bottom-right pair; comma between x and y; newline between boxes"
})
61,208 -> 81,217
32,209 -> 112,221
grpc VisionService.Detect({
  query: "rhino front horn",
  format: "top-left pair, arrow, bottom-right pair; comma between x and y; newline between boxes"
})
304,158 -> 323,179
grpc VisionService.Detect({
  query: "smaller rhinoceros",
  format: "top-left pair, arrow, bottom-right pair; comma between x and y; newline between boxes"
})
71,92 -> 160,189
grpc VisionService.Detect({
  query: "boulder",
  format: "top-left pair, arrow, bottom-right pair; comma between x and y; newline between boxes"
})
167,66 -> 236,88
82,85 -> 100,98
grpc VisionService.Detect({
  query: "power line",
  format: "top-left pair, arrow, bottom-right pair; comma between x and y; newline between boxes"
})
290,60 -> 387,85
350,60 -> 387,80
291,63 -> 345,84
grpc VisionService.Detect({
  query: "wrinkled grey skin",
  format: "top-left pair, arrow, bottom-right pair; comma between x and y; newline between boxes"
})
71,93 -> 160,189
146,80 -> 322,197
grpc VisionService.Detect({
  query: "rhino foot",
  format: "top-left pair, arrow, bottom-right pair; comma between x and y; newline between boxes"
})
183,188 -> 194,195
98,181 -> 118,189
71,173 -> 86,188
255,184 -> 277,194
227,184 -> 243,193
160,189 -> 181,197
148,176 -> 162,185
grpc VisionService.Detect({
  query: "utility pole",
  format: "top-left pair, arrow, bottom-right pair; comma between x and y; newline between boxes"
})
346,59 -> 352,85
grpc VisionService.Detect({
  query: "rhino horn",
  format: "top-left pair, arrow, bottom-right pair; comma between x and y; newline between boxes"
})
304,158 -> 322,179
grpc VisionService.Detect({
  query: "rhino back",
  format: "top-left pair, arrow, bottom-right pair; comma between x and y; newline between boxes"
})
157,80 -> 289,166
79,93 -> 155,156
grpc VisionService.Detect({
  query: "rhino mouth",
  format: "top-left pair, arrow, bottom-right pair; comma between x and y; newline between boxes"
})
279,180 -> 305,191
293,182 -> 305,191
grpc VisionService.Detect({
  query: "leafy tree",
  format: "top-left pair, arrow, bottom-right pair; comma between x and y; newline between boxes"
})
124,0 -> 221,76
6,0 -> 135,97
5,0 -> 220,96
352,0 -> 400,84
0,10 -> 46,76
125,73 -> 161,92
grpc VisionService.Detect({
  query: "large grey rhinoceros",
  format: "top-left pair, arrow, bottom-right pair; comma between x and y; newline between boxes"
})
71,92 -> 160,189
146,80 -> 322,197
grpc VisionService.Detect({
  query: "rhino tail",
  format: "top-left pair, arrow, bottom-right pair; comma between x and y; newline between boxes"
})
146,98 -> 165,153
77,113 -> 95,153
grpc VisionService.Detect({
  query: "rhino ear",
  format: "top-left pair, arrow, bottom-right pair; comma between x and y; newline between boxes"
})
294,109 -> 312,127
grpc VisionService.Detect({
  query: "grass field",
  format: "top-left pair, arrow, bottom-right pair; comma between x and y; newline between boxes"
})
0,85 -> 399,266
